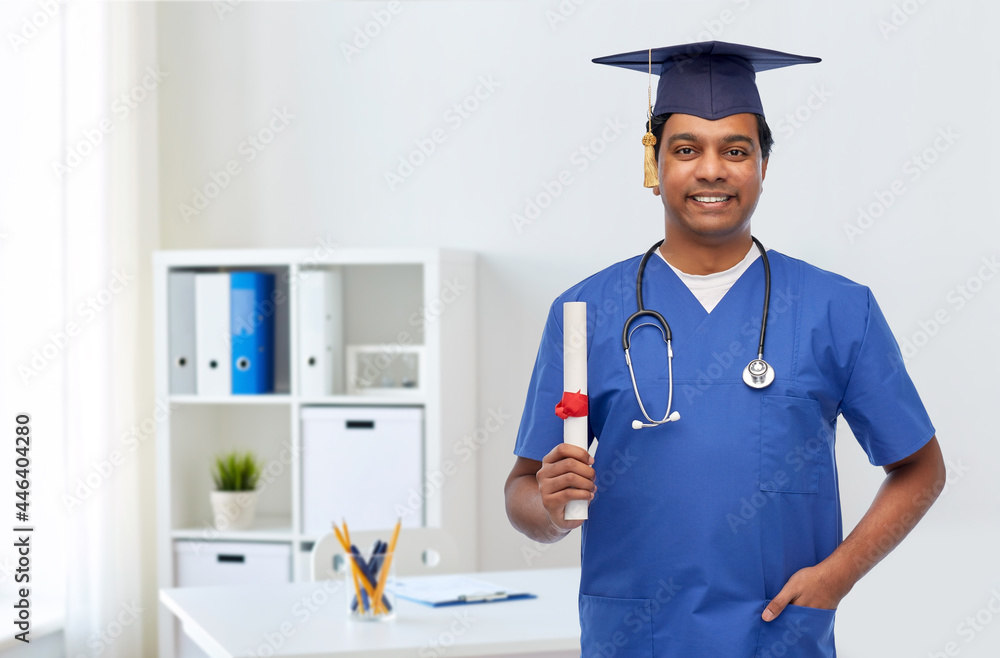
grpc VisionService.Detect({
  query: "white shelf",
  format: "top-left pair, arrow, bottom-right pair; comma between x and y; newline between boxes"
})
169,394 -> 425,406
154,248 -> 477,658
170,394 -> 293,405
171,514 -> 294,542
299,395 -> 426,406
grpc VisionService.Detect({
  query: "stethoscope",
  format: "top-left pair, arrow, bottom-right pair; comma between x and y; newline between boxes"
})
624,237 -> 774,430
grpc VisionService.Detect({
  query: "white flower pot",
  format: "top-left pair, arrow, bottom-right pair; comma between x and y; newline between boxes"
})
210,490 -> 258,531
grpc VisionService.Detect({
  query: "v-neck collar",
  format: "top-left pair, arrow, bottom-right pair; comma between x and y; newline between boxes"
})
644,248 -> 766,325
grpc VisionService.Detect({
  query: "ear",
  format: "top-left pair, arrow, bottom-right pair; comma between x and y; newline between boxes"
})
652,185 -> 661,197
761,157 -> 768,182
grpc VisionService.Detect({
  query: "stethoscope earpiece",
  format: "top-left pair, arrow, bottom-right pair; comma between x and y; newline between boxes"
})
625,237 -> 774,430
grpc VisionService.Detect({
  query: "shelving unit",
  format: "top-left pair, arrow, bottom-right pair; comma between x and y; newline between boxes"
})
153,248 -> 476,657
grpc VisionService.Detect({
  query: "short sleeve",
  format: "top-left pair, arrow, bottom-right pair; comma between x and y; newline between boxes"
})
840,289 -> 936,466
513,302 -> 566,462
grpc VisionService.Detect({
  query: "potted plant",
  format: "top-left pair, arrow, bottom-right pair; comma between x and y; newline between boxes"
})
209,450 -> 263,531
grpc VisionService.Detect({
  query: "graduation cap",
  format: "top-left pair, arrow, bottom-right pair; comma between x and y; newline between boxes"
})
593,41 -> 820,186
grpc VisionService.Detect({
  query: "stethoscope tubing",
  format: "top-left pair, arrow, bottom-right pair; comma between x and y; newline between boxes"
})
623,237 -> 772,428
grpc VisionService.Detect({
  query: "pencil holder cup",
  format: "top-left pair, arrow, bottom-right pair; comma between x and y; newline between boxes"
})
345,550 -> 396,621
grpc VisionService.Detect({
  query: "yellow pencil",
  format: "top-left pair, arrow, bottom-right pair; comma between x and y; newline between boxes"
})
334,523 -> 367,612
340,520 -> 388,614
371,518 -> 401,611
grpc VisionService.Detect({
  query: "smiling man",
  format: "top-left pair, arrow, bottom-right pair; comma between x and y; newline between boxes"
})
505,42 -> 945,657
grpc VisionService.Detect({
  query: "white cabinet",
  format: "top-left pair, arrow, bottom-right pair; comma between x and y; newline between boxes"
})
174,540 -> 291,586
153,249 -> 476,657
301,406 -> 424,534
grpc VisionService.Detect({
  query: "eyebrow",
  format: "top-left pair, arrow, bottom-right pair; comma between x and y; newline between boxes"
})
667,132 -> 757,151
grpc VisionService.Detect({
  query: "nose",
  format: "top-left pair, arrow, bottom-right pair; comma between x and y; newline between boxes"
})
693,150 -> 726,182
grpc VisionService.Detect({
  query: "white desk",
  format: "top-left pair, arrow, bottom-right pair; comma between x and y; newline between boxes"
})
160,567 -> 581,658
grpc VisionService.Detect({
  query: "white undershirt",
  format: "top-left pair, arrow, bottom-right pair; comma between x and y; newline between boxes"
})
656,245 -> 761,313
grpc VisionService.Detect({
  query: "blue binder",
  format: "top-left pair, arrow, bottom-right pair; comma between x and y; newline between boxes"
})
230,272 -> 275,394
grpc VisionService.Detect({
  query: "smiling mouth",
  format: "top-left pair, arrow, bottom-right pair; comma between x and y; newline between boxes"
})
690,195 -> 734,203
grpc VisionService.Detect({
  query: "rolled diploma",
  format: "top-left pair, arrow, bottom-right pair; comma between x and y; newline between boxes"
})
563,301 -> 589,521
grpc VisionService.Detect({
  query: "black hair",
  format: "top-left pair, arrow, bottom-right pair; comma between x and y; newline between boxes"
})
648,112 -> 773,163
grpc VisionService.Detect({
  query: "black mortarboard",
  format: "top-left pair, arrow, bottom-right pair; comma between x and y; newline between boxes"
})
592,41 -> 820,186
593,41 -> 820,120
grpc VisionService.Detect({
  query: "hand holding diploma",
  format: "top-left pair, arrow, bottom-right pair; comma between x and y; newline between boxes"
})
559,302 -> 594,521
536,442 -> 596,532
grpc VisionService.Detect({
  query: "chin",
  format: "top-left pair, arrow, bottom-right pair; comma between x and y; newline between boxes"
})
678,217 -> 748,238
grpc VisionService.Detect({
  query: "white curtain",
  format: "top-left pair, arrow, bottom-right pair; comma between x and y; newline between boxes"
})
0,1 -> 69,653
60,2 -> 160,656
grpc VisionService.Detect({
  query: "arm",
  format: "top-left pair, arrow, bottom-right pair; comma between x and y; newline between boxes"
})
504,444 -> 597,544
763,435 -> 945,620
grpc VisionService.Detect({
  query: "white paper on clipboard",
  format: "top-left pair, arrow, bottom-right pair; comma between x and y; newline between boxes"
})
389,574 -> 536,607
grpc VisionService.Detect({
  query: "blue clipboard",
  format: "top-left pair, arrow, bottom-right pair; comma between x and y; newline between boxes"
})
389,575 -> 537,607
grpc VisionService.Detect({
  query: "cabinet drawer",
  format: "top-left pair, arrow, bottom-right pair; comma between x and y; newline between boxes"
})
174,540 -> 291,587
301,406 -> 424,534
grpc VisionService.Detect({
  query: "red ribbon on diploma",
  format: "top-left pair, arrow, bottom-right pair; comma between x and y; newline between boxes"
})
555,390 -> 589,419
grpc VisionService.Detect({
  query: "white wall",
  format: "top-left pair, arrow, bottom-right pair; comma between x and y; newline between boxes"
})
156,2 -> 1000,655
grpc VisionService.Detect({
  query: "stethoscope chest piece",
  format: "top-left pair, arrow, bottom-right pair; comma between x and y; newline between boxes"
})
742,358 -> 775,389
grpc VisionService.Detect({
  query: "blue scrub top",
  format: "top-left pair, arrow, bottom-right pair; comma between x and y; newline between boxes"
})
513,250 -> 935,658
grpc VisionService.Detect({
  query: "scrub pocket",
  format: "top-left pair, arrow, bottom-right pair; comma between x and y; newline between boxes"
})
756,603 -> 836,657
580,593 -> 653,658
760,396 -> 826,493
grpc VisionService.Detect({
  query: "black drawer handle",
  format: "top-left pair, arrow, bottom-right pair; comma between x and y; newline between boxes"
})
217,554 -> 245,563
346,420 -> 375,429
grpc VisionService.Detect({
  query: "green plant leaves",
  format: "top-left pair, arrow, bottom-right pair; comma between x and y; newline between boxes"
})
211,450 -> 262,491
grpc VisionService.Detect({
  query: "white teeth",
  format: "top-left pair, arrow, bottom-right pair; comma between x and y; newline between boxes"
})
693,196 -> 730,203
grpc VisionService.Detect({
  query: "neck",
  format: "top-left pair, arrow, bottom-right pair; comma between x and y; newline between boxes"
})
658,226 -> 754,275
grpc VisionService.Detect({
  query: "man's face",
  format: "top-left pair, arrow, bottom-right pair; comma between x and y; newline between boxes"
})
654,112 -> 768,240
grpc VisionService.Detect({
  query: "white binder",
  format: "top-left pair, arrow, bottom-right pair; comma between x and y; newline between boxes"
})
298,269 -> 343,397
301,406 -> 424,534
168,271 -> 197,394
195,273 -> 231,396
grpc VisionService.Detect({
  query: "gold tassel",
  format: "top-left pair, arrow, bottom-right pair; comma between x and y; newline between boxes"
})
642,130 -> 657,188
642,48 -> 658,188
